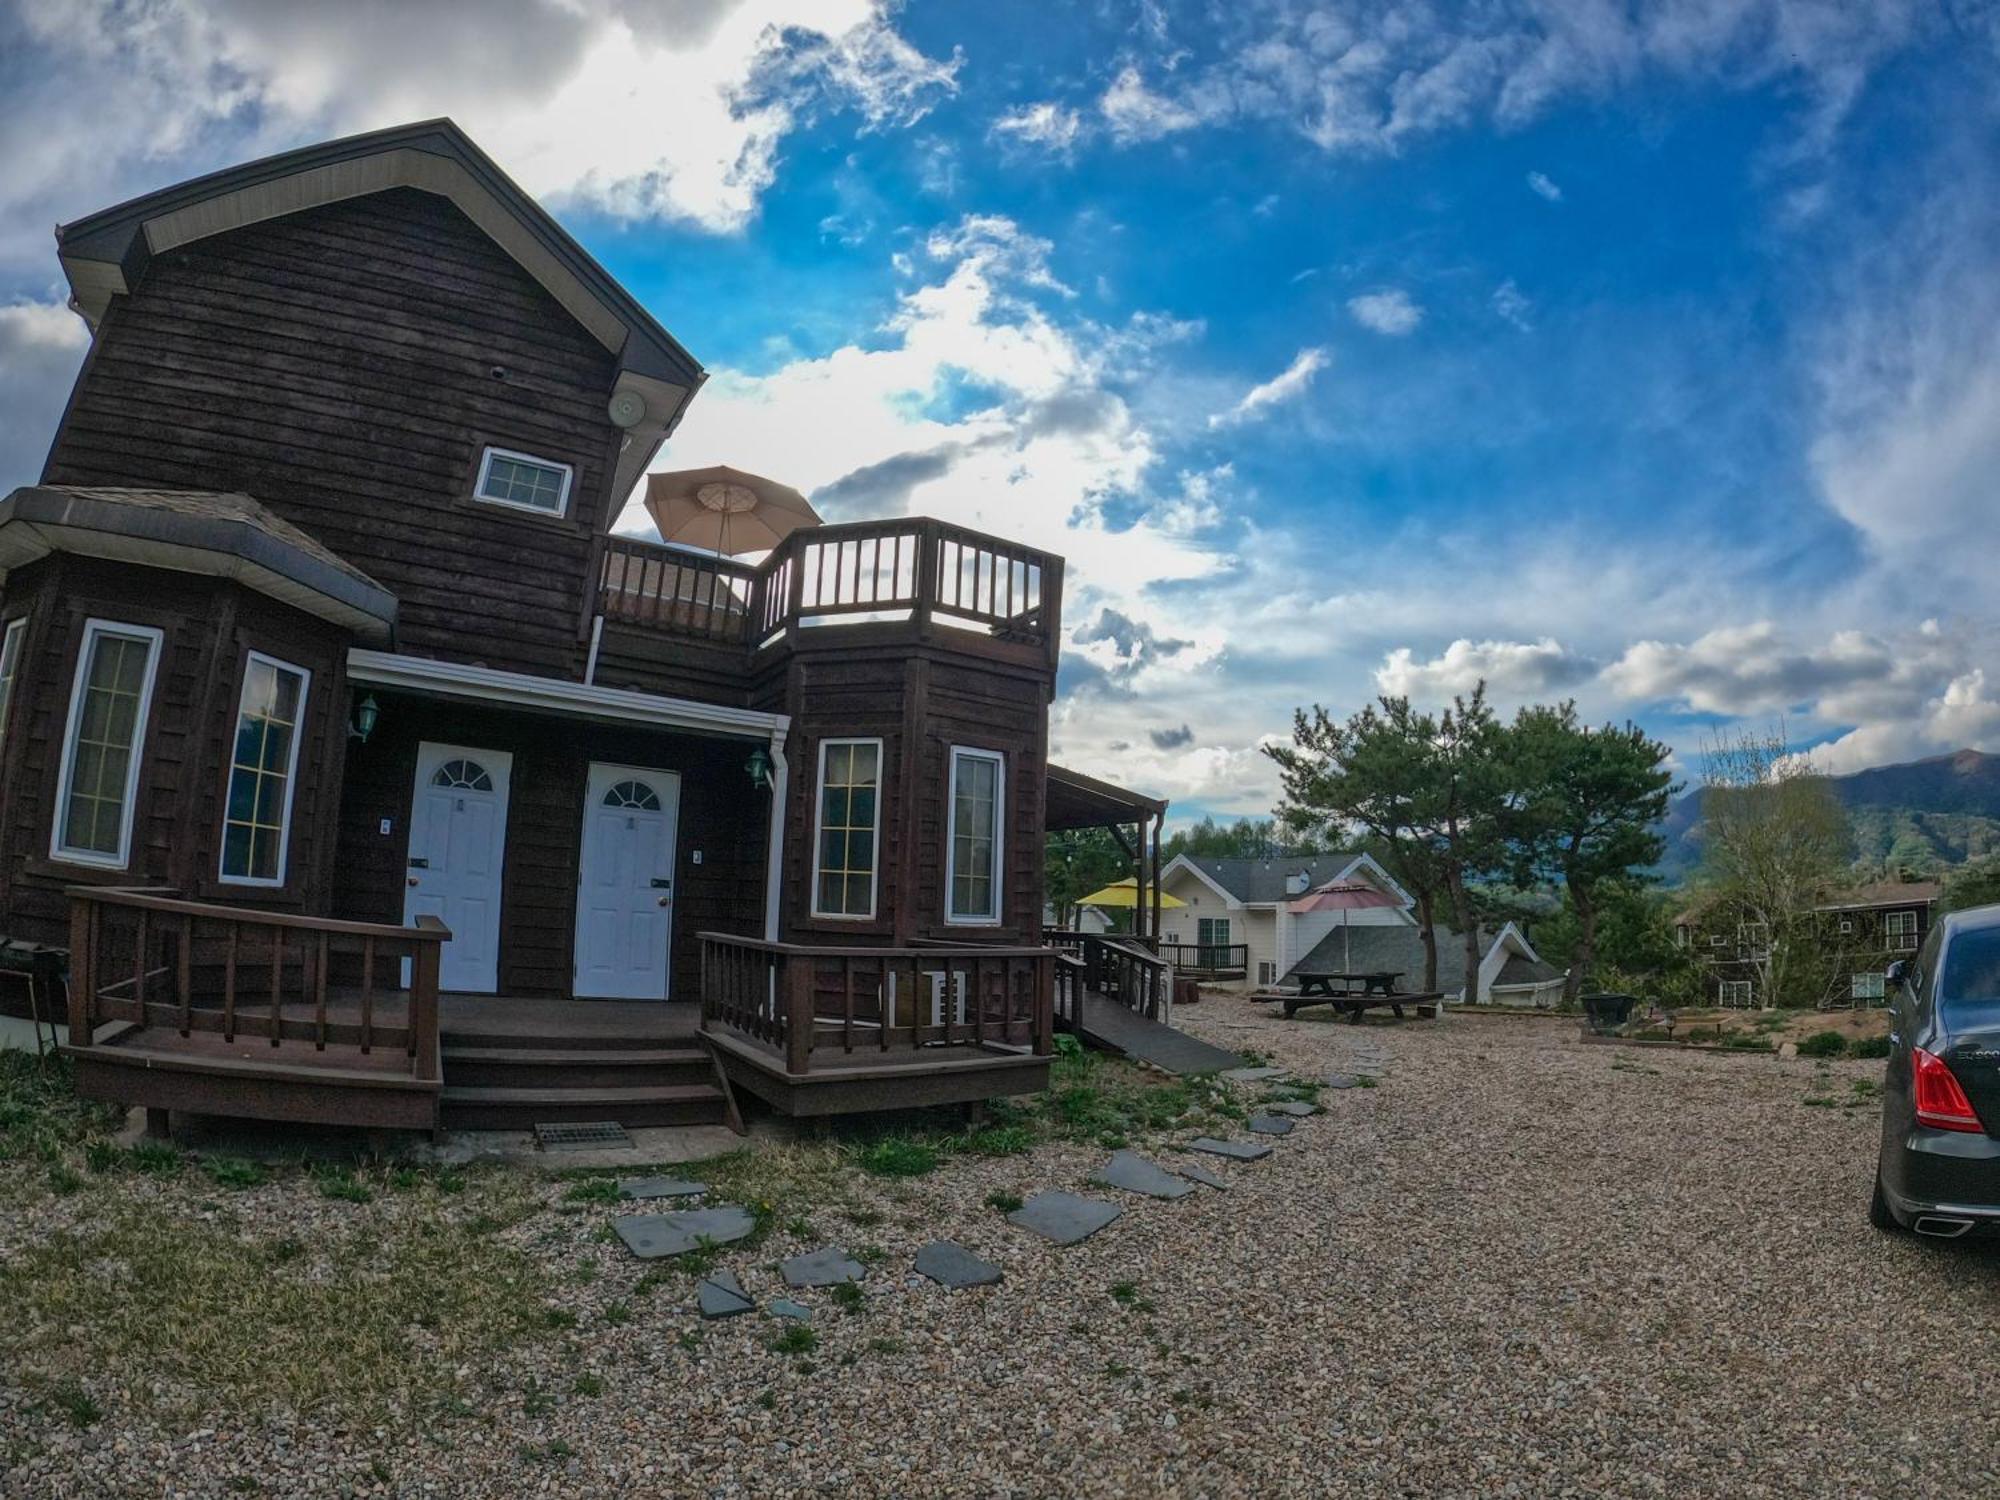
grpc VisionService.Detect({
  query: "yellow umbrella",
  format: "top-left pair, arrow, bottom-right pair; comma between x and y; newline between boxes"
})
1078,878 -> 1186,910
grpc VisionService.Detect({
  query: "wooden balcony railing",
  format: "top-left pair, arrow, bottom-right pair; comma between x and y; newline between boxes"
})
65,887 -> 449,1083
600,517 -> 1063,664
698,932 -> 1055,1073
1157,941 -> 1249,975
1078,934 -> 1175,1023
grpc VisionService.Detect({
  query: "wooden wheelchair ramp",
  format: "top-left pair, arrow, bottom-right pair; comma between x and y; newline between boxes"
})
1066,991 -> 1242,1076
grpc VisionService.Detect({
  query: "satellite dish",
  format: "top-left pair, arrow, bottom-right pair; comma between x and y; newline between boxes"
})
607,389 -> 648,429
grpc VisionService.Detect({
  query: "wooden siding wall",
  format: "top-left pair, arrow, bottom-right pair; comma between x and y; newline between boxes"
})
765,643 -> 1053,947
331,698 -> 766,1000
41,187 -> 625,679
0,557 -> 350,946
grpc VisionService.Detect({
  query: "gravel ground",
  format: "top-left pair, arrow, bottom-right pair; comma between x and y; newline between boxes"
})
6,998 -> 1999,1499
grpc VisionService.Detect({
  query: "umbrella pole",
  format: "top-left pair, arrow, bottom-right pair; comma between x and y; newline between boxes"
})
1343,910 -> 1351,974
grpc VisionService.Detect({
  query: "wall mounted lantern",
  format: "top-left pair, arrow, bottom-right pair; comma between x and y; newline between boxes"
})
745,744 -> 774,791
349,693 -> 381,743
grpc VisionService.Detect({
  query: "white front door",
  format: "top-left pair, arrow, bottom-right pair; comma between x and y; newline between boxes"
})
573,762 -> 681,1000
404,742 -> 513,994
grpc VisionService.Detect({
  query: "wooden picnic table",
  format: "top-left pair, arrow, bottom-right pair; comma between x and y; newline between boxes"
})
1282,972 -> 1442,1023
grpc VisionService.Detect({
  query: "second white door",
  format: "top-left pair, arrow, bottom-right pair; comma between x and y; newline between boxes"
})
574,762 -> 681,1000
405,741 -> 513,995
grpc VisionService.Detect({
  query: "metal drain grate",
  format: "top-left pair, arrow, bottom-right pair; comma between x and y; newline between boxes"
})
534,1120 -> 633,1151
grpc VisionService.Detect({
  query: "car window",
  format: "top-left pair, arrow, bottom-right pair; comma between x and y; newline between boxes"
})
1936,927 -> 2000,1028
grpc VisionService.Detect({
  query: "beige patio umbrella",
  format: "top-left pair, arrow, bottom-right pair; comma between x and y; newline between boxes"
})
643,465 -> 822,556
1286,880 -> 1401,974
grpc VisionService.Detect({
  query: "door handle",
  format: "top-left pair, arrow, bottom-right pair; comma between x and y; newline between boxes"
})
657,896 -> 670,907
408,877 -> 420,888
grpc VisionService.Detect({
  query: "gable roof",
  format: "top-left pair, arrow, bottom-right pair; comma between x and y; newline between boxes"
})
1286,919 -> 1553,988
53,119 -> 705,508
1170,852 -> 1370,906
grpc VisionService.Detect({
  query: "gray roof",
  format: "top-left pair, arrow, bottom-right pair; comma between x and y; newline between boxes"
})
1181,853 -> 1368,905
1495,953 -> 1562,988
1287,921 -> 1515,986
0,485 -> 396,641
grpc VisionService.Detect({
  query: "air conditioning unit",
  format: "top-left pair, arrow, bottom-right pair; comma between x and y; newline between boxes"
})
928,970 -> 968,1028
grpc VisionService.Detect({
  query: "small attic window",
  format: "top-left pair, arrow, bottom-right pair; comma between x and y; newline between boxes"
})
474,447 -> 572,517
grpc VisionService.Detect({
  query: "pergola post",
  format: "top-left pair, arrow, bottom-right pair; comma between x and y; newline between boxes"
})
1150,811 -> 1162,942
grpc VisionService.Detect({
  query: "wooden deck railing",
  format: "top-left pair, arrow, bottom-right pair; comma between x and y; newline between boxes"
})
65,888 -> 449,1082
1157,941 -> 1248,974
1078,934 -> 1175,1023
600,517 -> 1063,664
698,932 -> 1055,1073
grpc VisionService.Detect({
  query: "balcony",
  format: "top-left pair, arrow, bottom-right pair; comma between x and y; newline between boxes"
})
598,517 -> 1063,667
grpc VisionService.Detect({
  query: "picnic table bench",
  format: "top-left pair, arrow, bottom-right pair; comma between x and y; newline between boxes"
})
1281,972 -> 1443,1022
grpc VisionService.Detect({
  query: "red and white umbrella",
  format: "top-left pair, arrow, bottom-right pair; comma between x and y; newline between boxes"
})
1286,880 -> 1402,973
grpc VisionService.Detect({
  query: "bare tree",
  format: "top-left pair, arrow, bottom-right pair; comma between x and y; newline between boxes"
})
1695,728 -> 1851,1007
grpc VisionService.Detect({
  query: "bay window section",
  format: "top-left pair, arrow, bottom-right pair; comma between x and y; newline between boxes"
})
52,619 -> 164,868
0,616 -> 24,754
947,747 -> 1004,924
219,652 -> 311,885
812,738 -> 882,919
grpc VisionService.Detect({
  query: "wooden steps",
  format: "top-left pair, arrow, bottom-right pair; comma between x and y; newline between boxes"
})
440,1082 -> 725,1131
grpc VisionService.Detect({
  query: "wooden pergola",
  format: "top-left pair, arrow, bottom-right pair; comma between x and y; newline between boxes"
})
1044,764 -> 1171,941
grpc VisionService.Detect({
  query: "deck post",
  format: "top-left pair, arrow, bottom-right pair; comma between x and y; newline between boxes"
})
783,952 -> 813,1076
1033,953 -> 1054,1055
411,922 -> 443,1083
66,895 -> 94,1046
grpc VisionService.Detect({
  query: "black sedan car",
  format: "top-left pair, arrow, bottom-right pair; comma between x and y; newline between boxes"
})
1872,904 -> 2000,1239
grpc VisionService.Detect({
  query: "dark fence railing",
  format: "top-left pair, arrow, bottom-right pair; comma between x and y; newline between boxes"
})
698,932 -> 1054,1072
600,517 -> 1063,663
1078,934 -> 1174,1022
66,887 -> 448,1082
1157,942 -> 1248,974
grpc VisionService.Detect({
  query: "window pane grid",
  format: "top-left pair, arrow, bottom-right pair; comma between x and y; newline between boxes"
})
477,450 -> 570,514
815,740 -> 879,917
60,631 -> 153,858
948,751 -> 1000,921
220,657 -> 306,883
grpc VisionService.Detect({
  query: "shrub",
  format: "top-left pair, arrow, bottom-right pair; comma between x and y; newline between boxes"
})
770,1325 -> 818,1355
1796,1030 -> 1848,1059
202,1157 -> 267,1191
966,1125 -> 1032,1157
1849,1036 -> 1891,1060
984,1189 -> 1023,1214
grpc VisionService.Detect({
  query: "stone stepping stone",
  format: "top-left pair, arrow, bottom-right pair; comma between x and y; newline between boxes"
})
1325,1073 -> 1364,1089
1261,1100 -> 1318,1117
1091,1150 -> 1197,1201
768,1298 -> 813,1321
1248,1114 -> 1296,1137
696,1271 -> 755,1320
613,1205 -> 757,1260
780,1246 -> 866,1288
1187,1137 -> 1273,1162
619,1176 -> 705,1201
1171,1162 -> 1230,1191
914,1241 -> 1003,1289
1007,1190 -> 1122,1246
1221,1065 -> 1288,1083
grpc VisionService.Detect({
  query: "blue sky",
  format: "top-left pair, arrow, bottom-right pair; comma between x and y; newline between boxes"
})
3,1 -> 1999,827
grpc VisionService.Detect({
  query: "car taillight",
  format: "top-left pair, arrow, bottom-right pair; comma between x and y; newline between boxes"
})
1913,1046 -> 1985,1133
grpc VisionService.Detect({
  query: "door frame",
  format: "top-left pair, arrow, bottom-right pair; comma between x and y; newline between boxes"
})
572,760 -> 683,1001
404,740 -> 514,995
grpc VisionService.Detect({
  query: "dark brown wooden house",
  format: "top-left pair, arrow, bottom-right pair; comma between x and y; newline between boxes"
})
0,121 -> 1166,1136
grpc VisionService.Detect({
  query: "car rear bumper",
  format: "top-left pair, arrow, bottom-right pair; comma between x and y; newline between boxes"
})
1883,1128 -> 2000,1237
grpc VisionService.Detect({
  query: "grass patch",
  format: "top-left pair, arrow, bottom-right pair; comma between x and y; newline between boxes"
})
856,1138 -> 938,1178
561,1177 -> 621,1205
201,1157 -> 267,1191
965,1125 -> 1033,1156
828,1282 -> 865,1315
1849,1036 -> 1891,1060
571,1374 -> 604,1398
0,1204 -> 555,1424
770,1325 -> 818,1356
314,1170 -> 373,1204
1796,1030 -> 1848,1059
985,1189 -> 1023,1214
0,1053 -> 124,1175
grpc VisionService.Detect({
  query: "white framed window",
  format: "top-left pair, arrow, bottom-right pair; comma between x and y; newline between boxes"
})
1838,918 -> 1854,935
1851,971 -> 1886,1002
945,746 -> 1004,924
51,619 -> 164,868
1719,979 -> 1753,1006
1197,916 -> 1231,957
1885,910 -> 1918,952
473,446 -> 573,517
218,652 -> 311,886
0,616 -> 25,754
811,737 -> 882,919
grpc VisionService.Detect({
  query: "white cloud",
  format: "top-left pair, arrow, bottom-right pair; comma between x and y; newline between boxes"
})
1526,169 -> 1563,201
1491,279 -> 1534,331
1208,347 -> 1328,428
1099,65 -> 1204,143
1376,637 -> 1595,702
992,102 -> 1083,154
1346,288 -> 1424,336
0,0 -> 957,267
0,297 -> 90,488
1601,622 -> 1914,716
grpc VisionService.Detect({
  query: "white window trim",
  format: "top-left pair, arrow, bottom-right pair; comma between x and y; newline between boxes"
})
51,618 -> 165,870
217,650 -> 313,888
945,745 -> 1005,926
473,445 -> 574,519
809,736 -> 883,921
0,615 -> 26,751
